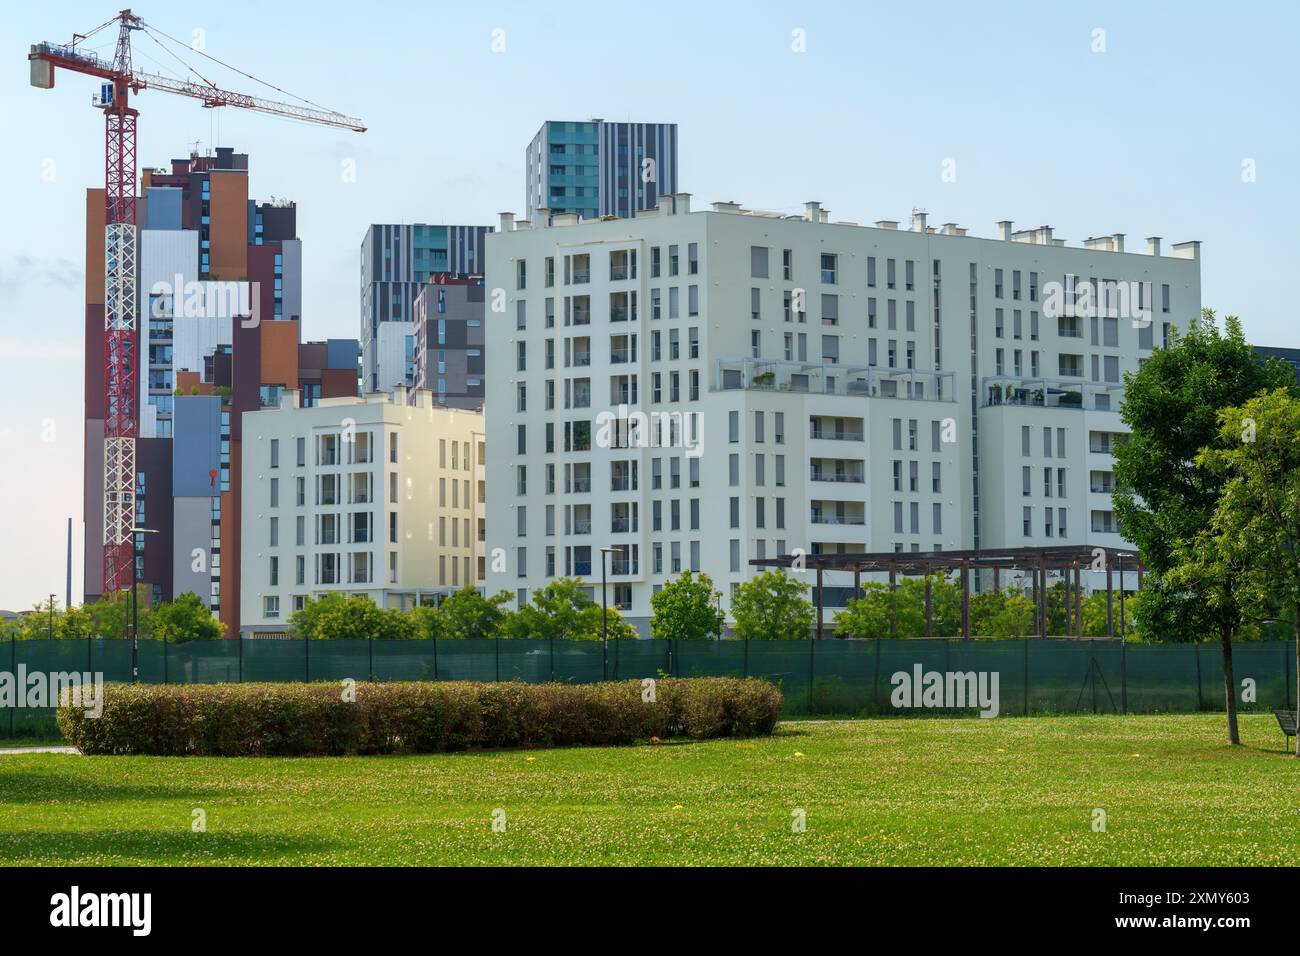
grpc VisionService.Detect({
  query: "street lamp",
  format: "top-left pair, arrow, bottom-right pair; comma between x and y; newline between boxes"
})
599,547 -> 614,681
128,526 -> 159,683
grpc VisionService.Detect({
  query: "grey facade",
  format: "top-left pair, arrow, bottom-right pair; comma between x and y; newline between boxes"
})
525,119 -> 678,223
359,223 -> 492,393
412,280 -> 486,410
1253,345 -> 1300,382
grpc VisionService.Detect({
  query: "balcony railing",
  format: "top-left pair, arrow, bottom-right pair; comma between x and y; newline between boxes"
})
810,427 -> 864,441
571,520 -> 592,535
569,478 -> 592,493
610,477 -> 633,492
610,347 -> 632,363
572,270 -> 591,285
571,350 -> 591,367
610,307 -> 630,323
573,561 -> 593,575
610,264 -> 630,281
610,559 -> 633,575
810,470 -> 865,483
610,517 -> 633,534
811,512 -> 866,526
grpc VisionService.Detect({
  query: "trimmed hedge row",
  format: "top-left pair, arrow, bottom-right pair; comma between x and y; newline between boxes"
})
57,678 -> 783,756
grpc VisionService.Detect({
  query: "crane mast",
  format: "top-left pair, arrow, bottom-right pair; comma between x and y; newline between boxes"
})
28,9 -> 364,599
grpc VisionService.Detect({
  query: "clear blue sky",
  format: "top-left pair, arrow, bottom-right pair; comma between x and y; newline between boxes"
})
1,0 -> 1296,610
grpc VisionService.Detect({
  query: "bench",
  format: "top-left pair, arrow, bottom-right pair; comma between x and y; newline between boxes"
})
1274,709 -> 1297,752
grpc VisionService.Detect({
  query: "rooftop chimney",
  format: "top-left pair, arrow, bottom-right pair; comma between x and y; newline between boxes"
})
536,207 -> 552,227
805,201 -> 822,222
674,193 -> 691,215
875,220 -> 899,230
1172,240 -> 1201,261
1037,225 -> 1054,244
499,212 -> 515,232
1146,236 -> 1162,256
660,195 -> 675,217
997,220 -> 1013,240
911,211 -> 928,233
1112,233 -> 1125,253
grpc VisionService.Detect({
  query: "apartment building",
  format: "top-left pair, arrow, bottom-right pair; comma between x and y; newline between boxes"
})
484,197 -> 1201,629
360,223 -> 492,393
411,277 -> 487,410
239,388 -> 486,636
525,119 -> 678,223
83,145 -> 359,636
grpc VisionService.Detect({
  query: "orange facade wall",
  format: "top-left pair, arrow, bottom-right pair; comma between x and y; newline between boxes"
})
85,188 -> 105,305
208,170 -> 248,281
260,319 -> 301,387
321,368 -> 359,399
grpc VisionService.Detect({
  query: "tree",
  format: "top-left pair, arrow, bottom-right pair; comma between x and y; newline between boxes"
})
289,594 -> 407,640
1195,389 -> 1300,755
504,578 -> 635,641
1111,310 -> 1296,744
650,571 -> 723,640
834,575 -> 960,639
435,586 -> 512,640
149,592 -> 225,642
731,569 -> 815,641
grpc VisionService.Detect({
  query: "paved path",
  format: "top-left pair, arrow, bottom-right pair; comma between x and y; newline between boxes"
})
0,746 -> 78,755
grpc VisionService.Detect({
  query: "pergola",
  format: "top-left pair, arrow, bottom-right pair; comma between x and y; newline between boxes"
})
750,545 -> 1144,640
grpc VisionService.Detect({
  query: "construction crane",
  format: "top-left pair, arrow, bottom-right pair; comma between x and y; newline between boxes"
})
28,9 -> 364,598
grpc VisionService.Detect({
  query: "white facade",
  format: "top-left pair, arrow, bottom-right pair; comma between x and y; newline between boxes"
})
484,198 -> 1201,629
239,388 -> 486,635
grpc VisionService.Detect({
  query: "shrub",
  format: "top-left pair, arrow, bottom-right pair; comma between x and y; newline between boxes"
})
58,678 -> 783,756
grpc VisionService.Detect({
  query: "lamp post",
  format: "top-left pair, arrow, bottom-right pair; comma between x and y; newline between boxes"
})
599,547 -> 614,681
129,526 -> 159,683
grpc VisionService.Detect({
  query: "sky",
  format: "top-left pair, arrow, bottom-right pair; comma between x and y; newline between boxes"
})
0,0 -> 1297,610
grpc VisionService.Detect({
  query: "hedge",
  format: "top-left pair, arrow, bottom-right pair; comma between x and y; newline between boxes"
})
57,678 -> 784,756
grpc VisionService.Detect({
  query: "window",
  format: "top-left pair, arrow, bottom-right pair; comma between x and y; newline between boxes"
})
820,253 -> 837,284
751,246 -> 769,278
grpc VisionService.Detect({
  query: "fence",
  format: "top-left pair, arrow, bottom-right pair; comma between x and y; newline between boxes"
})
3,636 -> 1295,738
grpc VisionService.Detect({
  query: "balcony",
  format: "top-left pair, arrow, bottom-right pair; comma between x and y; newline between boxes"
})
810,426 -> 864,442
715,357 -> 955,403
610,517 -> 633,534
573,561 -> 593,575
810,469 -> 865,484
810,510 -> 866,526
569,478 -> 592,493
610,476 -> 634,492
610,347 -> 632,364
571,519 -> 592,535
571,350 -> 591,367
610,558 -> 633,575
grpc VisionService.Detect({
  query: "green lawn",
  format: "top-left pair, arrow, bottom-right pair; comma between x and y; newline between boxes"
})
0,713 -> 1294,865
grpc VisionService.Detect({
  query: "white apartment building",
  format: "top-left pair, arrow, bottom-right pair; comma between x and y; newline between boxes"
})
484,196 -> 1201,630
239,387 -> 486,635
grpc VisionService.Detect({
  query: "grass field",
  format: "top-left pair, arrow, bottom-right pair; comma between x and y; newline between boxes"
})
0,713 -> 1295,865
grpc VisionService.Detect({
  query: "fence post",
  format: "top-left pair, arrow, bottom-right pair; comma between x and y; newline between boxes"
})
87,633 -> 92,674
872,638 -> 881,713
1120,636 -> 1127,715
368,633 -> 374,682
305,631 -> 310,683
432,633 -> 438,682
808,635 -> 815,715
164,638 -> 169,684
743,638 -> 749,679
495,634 -> 500,683
1023,638 -> 1029,716
1194,643 -> 1203,712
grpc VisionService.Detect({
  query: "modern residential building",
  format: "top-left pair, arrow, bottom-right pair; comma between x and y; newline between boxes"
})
484,196 -> 1201,631
82,146 -> 358,636
525,119 -> 678,223
359,223 -> 492,393
411,277 -> 487,410
1253,345 -> 1300,381
238,388 -> 487,635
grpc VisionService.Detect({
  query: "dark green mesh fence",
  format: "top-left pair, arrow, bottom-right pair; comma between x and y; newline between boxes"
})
4,637 -> 1295,737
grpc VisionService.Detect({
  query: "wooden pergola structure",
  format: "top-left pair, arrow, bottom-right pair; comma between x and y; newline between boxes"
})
750,545 -> 1144,640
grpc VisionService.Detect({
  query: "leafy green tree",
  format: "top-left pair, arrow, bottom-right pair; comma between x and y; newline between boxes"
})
408,604 -> 445,641
982,593 -> 1036,638
731,569 -> 815,641
1196,389 -> 1300,754
289,594 -> 407,640
650,571 -> 723,640
436,586 -> 512,640
288,592 -> 348,638
1112,310 -> 1296,744
148,592 -> 225,642
503,578 -> 636,641
835,575 -> 960,639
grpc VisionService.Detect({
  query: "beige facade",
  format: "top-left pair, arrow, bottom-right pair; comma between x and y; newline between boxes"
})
239,387 -> 485,634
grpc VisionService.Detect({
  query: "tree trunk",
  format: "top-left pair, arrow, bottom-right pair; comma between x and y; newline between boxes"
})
1221,623 -> 1240,746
